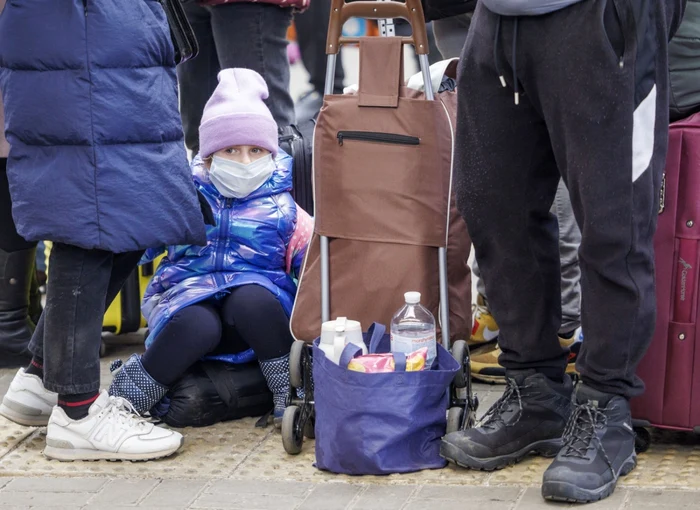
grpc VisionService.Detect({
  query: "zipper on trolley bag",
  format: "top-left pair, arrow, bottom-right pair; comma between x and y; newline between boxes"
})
337,131 -> 420,147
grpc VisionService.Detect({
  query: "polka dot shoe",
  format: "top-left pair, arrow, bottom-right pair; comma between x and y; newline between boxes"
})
108,354 -> 168,415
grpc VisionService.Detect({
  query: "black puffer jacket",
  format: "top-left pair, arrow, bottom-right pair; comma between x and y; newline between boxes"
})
422,0 -> 477,21
669,0 -> 700,121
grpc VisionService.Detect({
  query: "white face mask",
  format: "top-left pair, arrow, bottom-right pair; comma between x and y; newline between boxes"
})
209,154 -> 276,199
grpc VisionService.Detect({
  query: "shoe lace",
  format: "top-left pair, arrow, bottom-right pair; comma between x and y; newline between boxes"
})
102,396 -> 149,430
561,402 -> 612,468
477,378 -> 525,430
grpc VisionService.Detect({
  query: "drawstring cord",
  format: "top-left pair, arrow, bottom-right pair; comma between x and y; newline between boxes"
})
493,15 -> 521,105
494,17 -> 506,88
512,18 -> 520,105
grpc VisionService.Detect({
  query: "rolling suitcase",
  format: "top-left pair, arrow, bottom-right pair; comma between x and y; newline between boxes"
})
631,112 -> 700,439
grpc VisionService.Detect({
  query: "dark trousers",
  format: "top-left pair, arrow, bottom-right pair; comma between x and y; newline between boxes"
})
0,158 -> 34,253
294,0 -> 345,95
177,2 -> 294,153
28,244 -> 142,394
142,285 -> 294,386
455,0 -> 675,398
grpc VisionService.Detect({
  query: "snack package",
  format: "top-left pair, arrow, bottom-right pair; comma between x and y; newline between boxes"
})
347,347 -> 428,373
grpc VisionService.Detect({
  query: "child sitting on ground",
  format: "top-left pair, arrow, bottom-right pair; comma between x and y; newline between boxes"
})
108,68 -> 312,425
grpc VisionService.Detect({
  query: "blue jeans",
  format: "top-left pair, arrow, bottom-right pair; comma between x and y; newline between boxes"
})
177,2 -> 294,153
28,244 -> 142,394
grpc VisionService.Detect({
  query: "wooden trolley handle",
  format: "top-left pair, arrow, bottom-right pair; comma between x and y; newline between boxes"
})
326,0 -> 429,55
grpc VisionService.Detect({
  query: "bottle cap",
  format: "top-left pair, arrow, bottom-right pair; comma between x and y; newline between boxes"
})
404,291 -> 421,304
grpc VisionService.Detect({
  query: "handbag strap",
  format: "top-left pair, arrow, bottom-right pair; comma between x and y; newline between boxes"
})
367,323 -> 387,353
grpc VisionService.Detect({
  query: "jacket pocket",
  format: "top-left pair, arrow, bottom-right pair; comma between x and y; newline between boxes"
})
603,0 -> 627,67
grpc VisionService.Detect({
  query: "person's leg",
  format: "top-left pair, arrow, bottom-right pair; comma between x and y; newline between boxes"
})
111,303 -> 223,414
293,0 -> 345,122
488,0 -> 674,502
553,180 -> 582,336
211,3 -> 294,127
3,245 -> 182,461
220,285 -> 293,421
141,304 -> 222,387
432,13 -> 473,60
440,3 -> 574,472
0,246 -> 142,426
0,157 -> 39,368
471,178 -> 584,384
176,2 -> 217,154
294,0 -> 345,95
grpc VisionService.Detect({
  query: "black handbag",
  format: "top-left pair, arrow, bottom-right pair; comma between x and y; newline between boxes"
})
160,361 -> 273,428
160,0 -> 199,64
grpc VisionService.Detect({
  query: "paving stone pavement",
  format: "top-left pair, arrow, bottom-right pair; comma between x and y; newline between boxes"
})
0,342 -> 697,509
0,477 -> 699,509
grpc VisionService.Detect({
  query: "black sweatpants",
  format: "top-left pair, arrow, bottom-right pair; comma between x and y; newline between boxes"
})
455,0 -> 680,398
141,285 -> 294,386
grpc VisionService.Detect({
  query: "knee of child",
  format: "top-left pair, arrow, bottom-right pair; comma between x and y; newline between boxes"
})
170,304 -> 223,350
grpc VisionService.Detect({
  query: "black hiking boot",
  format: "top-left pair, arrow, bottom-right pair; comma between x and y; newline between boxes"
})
441,370 -> 573,471
541,385 -> 636,503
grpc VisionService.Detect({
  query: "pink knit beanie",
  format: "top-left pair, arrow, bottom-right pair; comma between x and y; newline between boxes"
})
199,68 -> 278,159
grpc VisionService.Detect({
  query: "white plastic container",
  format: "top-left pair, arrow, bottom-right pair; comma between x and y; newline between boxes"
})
319,317 -> 367,364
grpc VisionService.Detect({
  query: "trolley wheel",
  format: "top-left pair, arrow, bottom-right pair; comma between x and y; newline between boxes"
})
303,414 -> 316,439
634,426 -> 651,454
451,340 -> 468,389
282,405 -> 304,455
446,407 -> 464,435
289,340 -> 305,389
99,341 -> 107,358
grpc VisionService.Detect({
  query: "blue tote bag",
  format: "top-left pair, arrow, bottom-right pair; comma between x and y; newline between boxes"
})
312,323 -> 459,475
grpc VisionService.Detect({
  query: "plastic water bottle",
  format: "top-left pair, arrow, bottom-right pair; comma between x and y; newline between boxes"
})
390,291 -> 437,368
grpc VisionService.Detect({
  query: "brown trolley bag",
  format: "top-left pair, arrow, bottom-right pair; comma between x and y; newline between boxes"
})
290,0 -> 472,350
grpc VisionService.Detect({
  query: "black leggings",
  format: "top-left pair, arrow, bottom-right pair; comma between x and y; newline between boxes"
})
141,284 -> 294,386
0,158 -> 35,252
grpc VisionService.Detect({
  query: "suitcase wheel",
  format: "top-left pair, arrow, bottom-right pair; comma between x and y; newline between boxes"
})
446,406 -> 464,435
282,405 -> 304,455
289,340 -> 305,389
451,340 -> 468,389
634,427 -> 651,454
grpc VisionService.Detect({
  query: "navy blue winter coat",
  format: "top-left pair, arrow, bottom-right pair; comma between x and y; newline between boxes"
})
0,0 -> 207,252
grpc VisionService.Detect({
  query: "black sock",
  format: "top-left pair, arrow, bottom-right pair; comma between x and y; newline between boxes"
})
58,391 -> 100,420
25,356 -> 44,379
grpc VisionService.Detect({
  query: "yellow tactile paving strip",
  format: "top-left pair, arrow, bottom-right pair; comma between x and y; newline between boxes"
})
0,418 -> 35,459
233,431 -> 491,486
0,344 -> 697,488
0,414 -> 697,488
0,418 -> 269,479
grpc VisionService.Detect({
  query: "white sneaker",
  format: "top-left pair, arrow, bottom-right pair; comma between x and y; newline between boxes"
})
0,368 -> 57,426
43,391 -> 183,462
